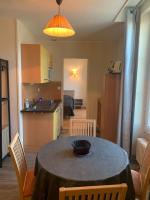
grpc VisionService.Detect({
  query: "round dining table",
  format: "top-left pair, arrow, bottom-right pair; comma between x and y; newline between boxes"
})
32,136 -> 135,200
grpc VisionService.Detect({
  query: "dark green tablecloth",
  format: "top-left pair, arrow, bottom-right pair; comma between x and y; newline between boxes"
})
32,136 -> 135,200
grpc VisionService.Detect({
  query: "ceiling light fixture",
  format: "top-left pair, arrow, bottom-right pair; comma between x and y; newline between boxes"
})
43,0 -> 75,38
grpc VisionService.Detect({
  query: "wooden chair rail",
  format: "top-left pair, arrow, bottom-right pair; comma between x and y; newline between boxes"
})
8,133 -> 35,200
70,119 -> 96,137
59,183 -> 127,200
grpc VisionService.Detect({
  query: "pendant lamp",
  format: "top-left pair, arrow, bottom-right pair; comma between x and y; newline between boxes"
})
43,0 -> 75,37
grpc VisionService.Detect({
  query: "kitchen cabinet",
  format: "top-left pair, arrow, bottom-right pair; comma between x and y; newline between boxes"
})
23,104 -> 62,151
100,73 -> 121,143
21,44 -> 50,83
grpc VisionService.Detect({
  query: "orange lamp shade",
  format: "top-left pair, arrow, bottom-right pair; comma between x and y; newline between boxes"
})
43,15 -> 75,37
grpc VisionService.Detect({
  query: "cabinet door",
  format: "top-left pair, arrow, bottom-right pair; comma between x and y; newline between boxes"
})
101,74 -> 121,143
40,46 -> 50,83
21,44 -> 50,83
21,44 -> 41,83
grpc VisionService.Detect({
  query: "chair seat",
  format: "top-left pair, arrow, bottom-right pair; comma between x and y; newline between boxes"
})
131,169 -> 142,196
23,170 -> 35,197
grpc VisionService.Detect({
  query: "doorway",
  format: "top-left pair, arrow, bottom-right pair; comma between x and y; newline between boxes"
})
63,58 -> 88,134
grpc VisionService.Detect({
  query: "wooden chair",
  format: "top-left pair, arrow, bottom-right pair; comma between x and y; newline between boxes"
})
70,119 -> 96,137
8,133 -> 35,200
131,141 -> 150,200
59,183 -> 127,200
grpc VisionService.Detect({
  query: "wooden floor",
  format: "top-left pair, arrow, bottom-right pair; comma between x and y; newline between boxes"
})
0,108 -> 139,199
0,152 -> 36,200
0,108 -> 87,200
0,152 -> 139,200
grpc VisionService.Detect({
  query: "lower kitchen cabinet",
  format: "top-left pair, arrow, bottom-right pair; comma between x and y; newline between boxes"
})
23,105 -> 62,151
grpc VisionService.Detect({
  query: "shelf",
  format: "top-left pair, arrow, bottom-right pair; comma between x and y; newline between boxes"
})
0,59 -> 10,167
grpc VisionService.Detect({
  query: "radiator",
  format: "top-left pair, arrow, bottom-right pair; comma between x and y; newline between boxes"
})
136,137 -> 148,166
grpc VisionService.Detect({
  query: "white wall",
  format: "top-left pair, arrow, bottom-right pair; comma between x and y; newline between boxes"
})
15,20 -> 124,123
141,0 -> 150,14
0,19 -> 18,138
16,20 -> 39,142
42,41 -> 104,119
115,36 -> 125,62
0,19 -> 40,141
64,59 -> 87,106
0,17 -> 124,135
133,11 -> 150,145
41,39 -> 123,120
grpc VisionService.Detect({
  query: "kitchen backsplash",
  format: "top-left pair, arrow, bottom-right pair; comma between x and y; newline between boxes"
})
22,82 -> 61,105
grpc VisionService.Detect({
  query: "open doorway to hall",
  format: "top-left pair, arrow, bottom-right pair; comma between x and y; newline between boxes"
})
62,58 -> 88,135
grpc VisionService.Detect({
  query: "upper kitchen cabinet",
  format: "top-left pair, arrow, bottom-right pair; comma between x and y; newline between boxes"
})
21,44 -> 50,83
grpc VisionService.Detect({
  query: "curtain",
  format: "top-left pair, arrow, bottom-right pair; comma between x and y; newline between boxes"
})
142,13 -> 150,135
145,93 -> 150,133
120,8 -> 139,157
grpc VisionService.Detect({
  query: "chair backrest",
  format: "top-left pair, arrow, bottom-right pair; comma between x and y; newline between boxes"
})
59,183 -> 127,200
8,133 -> 27,198
140,142 -> 150,199
70,119 -> 96,137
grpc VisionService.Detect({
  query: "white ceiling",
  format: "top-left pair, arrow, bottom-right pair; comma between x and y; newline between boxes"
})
0,0 -> 141,41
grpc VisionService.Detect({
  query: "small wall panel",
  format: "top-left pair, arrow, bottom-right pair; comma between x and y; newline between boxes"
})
2,101 -> 8,128
2,69 -> 7,98
2,126 -> 9,158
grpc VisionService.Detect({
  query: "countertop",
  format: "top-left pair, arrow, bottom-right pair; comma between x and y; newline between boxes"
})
21,100 -> 61,113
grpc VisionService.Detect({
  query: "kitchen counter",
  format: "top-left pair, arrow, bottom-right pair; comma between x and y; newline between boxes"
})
21,100 -> 61,113
22,100 -> 62,151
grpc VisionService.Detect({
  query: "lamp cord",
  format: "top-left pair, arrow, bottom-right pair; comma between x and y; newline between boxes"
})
58,5 -> 61,15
